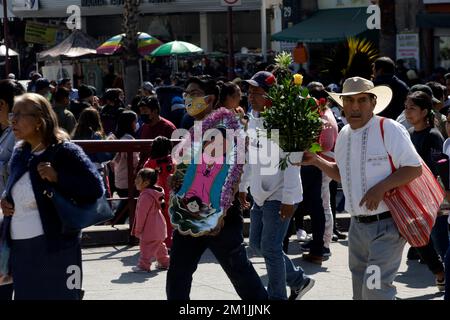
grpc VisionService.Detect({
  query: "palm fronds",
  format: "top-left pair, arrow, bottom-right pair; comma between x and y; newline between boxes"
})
320,37 -> 379,83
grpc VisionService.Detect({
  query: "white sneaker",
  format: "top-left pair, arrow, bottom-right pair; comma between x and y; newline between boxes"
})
155,262 -> 169,270
131,266 -> 150,273
296,229 -> 310,242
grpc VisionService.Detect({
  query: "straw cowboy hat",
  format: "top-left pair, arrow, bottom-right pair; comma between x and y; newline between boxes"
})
327,77 -> 393,115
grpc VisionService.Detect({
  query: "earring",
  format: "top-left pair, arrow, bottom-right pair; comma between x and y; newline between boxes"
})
36,127 -> 40,131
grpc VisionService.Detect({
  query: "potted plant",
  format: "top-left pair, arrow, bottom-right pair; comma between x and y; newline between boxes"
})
261,52 -> 323,170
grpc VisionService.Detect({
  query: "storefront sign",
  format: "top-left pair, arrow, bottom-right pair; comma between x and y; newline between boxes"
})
81,0 -> 174,6
318,0 -> 373,10
12,0 -> 39,11
25,21 -> 57,45
396,33 -> 420,70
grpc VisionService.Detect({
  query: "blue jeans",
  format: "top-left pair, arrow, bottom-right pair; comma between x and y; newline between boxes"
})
250,200 -> 307,300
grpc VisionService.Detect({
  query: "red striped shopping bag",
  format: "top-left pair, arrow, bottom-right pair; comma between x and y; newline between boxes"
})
380,118 -> 443,247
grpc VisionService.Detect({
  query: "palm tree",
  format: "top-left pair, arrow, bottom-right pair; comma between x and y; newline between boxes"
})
378,0 -> 396,58
122,0 -> 141,104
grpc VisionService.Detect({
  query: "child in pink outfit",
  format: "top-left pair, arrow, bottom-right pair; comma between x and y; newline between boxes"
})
143,136 -> 175,249
131,168 -> 170,272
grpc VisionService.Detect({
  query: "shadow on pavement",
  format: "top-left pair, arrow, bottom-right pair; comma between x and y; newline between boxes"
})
401,292 -> 444,300
111,270 -> 158,284
82,245 -> 138,262
119,251 -> 140,266
336,240 -> 349,247
395,260 -> 436,289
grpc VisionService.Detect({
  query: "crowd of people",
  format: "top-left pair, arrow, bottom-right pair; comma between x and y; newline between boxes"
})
0,54 -> 449,301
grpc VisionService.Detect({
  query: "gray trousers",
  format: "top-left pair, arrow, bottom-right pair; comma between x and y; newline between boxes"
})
348,216 -> 406,300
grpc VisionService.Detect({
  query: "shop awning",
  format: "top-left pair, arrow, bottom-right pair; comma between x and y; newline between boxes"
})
271,8 -> 371,43
417,13 -> 450,28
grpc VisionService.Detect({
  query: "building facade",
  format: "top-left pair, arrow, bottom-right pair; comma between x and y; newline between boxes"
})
417,0 -> 450,74
12,0 -> 283,54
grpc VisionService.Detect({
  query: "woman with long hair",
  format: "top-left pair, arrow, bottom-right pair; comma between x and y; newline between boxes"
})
72,107 -> 114,197
216,81 -> 246,122
0,79 -> 24,300
0,93 -> 105,299
405,90 -> 448,292
72,107 -> 105,140
111,111 -> 139,224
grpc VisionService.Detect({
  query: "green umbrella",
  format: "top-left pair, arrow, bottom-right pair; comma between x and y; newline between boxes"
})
150,40 -> 203,56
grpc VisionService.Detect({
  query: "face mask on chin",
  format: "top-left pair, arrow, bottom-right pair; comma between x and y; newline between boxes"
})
185,95 -> 210,117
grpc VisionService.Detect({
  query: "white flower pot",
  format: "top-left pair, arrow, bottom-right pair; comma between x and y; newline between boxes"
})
288,152 -> 304,165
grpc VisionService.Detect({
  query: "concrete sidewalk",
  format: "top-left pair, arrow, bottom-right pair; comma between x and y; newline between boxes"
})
81,235 -> 445,300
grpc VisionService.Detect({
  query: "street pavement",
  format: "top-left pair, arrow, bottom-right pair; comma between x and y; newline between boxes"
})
81,234 -> 445,300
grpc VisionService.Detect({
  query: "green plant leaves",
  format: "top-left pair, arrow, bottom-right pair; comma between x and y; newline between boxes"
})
262,53 -> 323,154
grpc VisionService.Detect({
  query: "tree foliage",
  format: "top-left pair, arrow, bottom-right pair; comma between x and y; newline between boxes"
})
320,37 -> 379,84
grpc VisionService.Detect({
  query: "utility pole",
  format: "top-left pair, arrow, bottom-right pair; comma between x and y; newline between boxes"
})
378,0 -> 396,58
261,0 -> 267,62
227,6 -> 235,80
2,0 -> 10,76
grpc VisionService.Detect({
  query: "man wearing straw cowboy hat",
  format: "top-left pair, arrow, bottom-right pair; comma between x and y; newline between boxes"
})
301,76 -> 423,300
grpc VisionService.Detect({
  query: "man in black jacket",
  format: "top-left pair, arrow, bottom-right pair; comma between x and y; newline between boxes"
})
372,57 -> 409,120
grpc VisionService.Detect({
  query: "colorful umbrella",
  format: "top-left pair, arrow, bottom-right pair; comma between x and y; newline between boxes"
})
96,32 -> 162,56
150,40 -> 203,57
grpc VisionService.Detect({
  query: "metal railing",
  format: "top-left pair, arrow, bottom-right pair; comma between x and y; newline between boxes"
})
72,139 -> 181,229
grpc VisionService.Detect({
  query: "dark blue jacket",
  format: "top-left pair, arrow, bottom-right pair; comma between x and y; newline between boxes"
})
3,141 -> 104,250
374,74 -> 409,120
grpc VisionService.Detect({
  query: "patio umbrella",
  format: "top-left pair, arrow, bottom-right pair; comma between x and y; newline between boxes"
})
96,32 -> 162,56
150,41 -> 203,74
0,45 -> 20,77
150,40 -> 203,57
38,31 -> 98,60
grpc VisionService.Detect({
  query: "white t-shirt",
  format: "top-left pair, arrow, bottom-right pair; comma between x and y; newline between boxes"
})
335,116 -> 421,217
239,111 -> 303,206
10,171 -> 44,240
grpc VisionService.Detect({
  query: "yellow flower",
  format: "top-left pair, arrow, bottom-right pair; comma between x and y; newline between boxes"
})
293,74 -> 303,86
